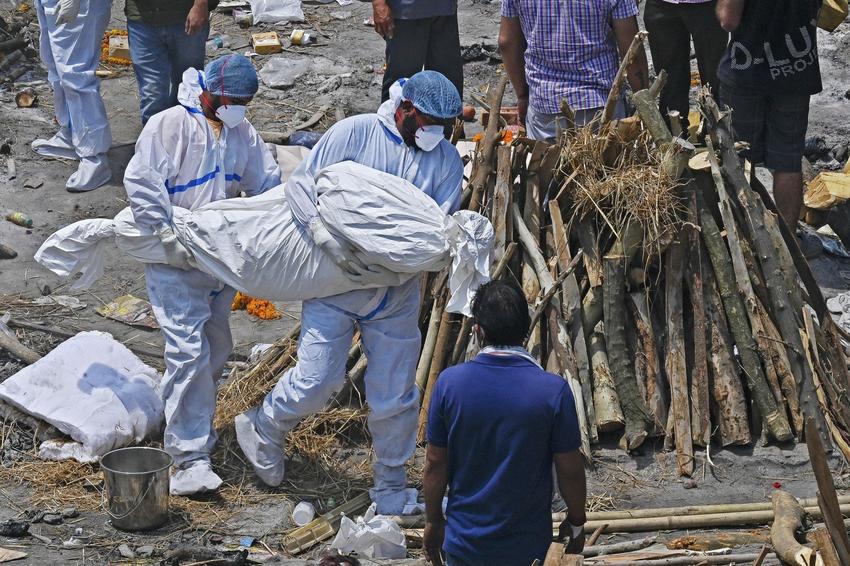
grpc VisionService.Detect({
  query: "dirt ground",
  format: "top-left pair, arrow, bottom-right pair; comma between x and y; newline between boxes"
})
0,1 -> 849,564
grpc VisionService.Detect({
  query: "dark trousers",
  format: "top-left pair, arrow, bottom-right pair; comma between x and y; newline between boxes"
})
644,0 -> 728,123
381,15 -> 464,102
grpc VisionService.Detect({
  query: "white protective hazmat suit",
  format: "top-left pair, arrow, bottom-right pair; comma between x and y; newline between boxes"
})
33,0 -> 113,191
236,93 -> 464,513
124,69 -> 281,494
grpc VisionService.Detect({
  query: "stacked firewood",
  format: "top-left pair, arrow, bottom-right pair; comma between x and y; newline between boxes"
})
411,71 -> 850,477
219,40 -> 850,479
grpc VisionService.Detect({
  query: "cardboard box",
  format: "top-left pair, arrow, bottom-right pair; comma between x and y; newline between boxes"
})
252,32 -> 282,55
108,35 -> 130,60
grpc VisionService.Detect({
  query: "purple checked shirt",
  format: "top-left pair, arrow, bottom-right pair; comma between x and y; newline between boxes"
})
501,0 -> 639,114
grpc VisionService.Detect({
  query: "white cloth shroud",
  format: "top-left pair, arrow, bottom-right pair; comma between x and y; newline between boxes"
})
0,331 -> 163,463
36,161 -> 494,315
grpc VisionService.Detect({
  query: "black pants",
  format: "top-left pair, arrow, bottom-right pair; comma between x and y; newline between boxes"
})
381,15 -> 464,103
644,0 -> 728,123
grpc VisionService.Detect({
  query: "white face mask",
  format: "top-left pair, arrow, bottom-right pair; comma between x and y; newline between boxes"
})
215,104 -> 247,128
414,125 -> 445,152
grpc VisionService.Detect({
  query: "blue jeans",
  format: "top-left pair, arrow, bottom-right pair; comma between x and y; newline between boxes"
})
127,20 -> 208,124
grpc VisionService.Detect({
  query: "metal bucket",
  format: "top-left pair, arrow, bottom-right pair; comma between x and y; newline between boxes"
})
101,447 -> 172,531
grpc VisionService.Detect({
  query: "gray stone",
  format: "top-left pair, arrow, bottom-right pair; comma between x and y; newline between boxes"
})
41,514 -> 62,525
117,544 -> 134,559
60,507 -> 78,519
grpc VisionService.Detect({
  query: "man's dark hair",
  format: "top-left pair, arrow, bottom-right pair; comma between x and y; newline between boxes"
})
471,280 -> 530,347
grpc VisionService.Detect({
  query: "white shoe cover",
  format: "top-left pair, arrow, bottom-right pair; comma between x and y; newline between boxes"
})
32,129 -> 79,160
66,154 -> 111,192
170,459 -> 223,496
235,407 -> 286,487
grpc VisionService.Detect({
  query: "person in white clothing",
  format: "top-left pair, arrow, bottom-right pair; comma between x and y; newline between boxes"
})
123,54 -> 282,496
235,70 -> 464,514
32,0 -> 113,191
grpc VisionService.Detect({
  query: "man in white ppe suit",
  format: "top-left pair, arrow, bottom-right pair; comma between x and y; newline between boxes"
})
31,0 -> 113,191
236,70 -> 464,514
124,54 -> 282,496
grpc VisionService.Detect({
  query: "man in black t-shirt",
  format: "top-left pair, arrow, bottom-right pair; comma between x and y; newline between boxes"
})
716,0 -> 822,251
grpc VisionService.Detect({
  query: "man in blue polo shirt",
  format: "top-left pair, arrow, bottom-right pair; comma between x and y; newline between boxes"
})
423,280 -> 587,566
371,0 -> 463,103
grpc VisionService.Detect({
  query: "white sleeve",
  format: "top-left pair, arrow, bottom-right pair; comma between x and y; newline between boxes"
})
240,126 -> 282,196
433,151 -> 464,215
123,122 -> 176,231
284,118 -> 361,228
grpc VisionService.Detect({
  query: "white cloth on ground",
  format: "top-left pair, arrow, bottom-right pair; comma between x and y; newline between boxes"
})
170,459 -> 223,496
330,502 -> 407,559
0,331 -> 162,463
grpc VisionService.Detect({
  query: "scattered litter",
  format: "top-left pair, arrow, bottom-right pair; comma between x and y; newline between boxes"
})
41,514 -> 62,525
206,34 -> 232,51
234,8 -> 252,27
249,0 -> 304,24
14,88 -> 35,108
31,295 -> 86,310
5,212 -> 32,228
827,292 -> 850,314
0,331 -> 163,463
290,29 -> 316,46
363,17 -> 373,26
239,536 -> 254,548
217,0 -> 250,11
317,74 -> 342,94
136,545 -> 154,558
96,294 -> 159,329
0,520 -> 28,538
252,31 -> 281,54
259,57 -> 311,88
60,507 -> 78,519
101,30 -> 131,65
0,243 -> 16,260
289,130 -> 323,149
22,178 -> 43,189
809,227 -> 850,258
292,501 -> 316,526
248,343 -> 273,364
330,503 -> 406,559
117,544 -> 134,559
336,0 -> 354,5
330,10 -> 351,20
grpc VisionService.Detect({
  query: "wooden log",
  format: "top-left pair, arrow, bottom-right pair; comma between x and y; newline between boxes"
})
695,179 -> 792,442
490,146 -> 512,263
576,220 -> 603,289
521,143 -> 547,309
469,75 -> 509,211
685,193 -> 710,447
589,331 -> 625,432
582,535 -> 657,557
665,237 -> 694,476
0,330 -> 40,365
627,293 -> 668,435
702,255 -> 751,446
586,525 -> 606,547
809,528 -> 841,566
415,274 -> 448,395
579,503 -> 850,534
603,251 -> 650,450
770,490 -> 824,566
631,70 -> 672,146
417,307 -> 455,442
594,555 -> 762,566
806,417 -> 850,565
601,31 -> 649,125
551,204 -> 597,442
258,105 -> 330,144
512,203 -> 591,455
702,97 -> 827,443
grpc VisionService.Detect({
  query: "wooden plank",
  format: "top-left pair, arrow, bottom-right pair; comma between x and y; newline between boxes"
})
806,416 -> 850,564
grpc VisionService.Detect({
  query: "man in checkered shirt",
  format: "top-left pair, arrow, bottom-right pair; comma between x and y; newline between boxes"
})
499,0 -> 649,141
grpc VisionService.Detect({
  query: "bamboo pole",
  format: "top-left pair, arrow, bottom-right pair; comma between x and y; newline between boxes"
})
0,330 -> 41,365
665,237 -> 693,476
414,272 -> 448,395
417,307 -> 456,442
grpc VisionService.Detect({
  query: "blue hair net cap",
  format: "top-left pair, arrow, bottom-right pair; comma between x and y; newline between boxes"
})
402,70 -> 462,119
205,54 -> 259,99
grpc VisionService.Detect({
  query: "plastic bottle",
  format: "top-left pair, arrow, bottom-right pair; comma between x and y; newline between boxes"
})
206,34 -> 231,51
5,212 -> 32,228
291,501 -> 316,526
